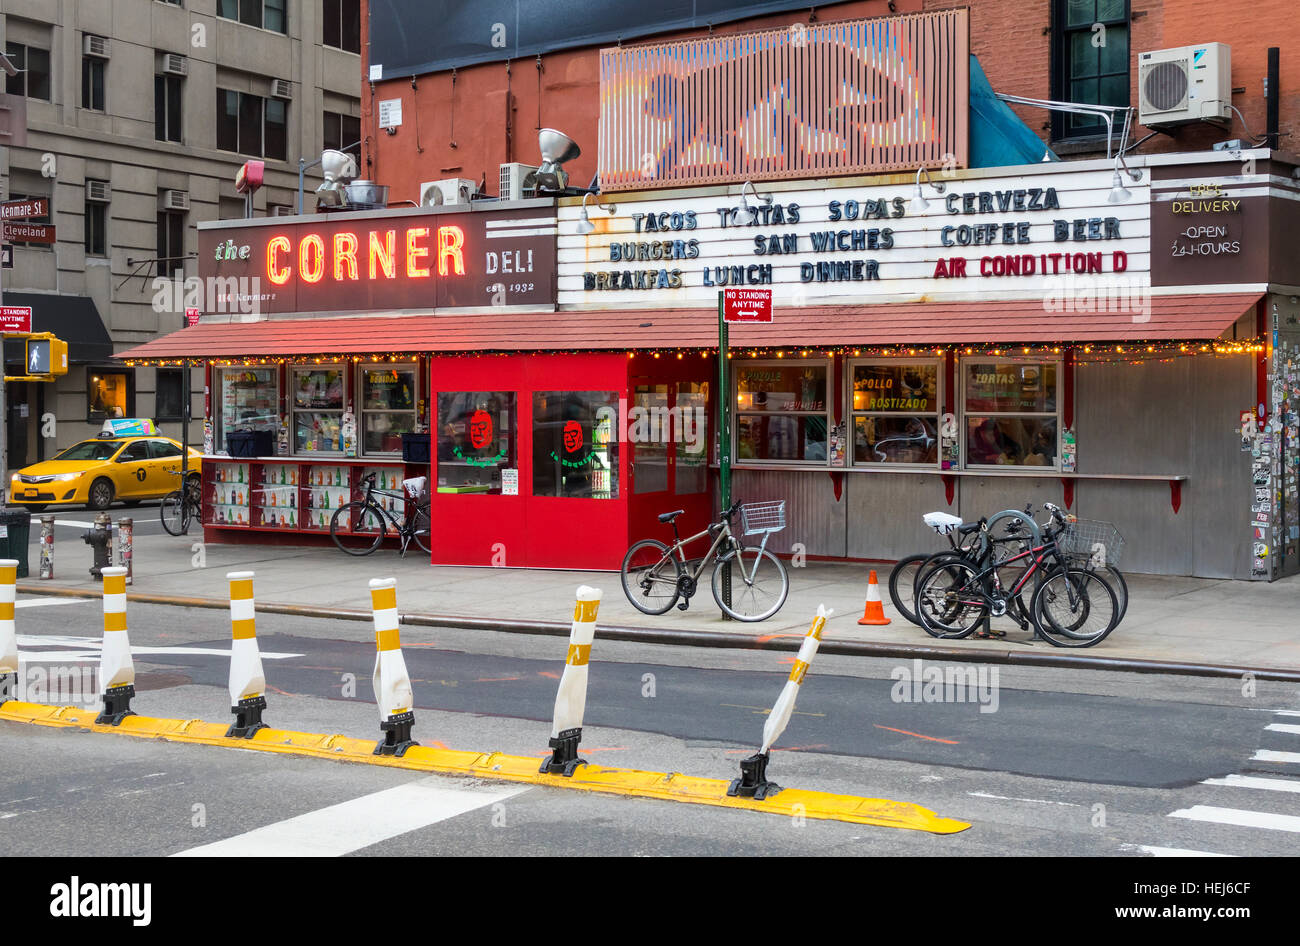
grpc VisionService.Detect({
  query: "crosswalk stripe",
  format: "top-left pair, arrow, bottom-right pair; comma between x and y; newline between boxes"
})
1273,710 -> 1300,718
1168,805 -> 1300,833
1252,749 -> 1300,765
171,778 -> 527,857
1265,723 -> 1300,735
1122,844 -> 1234,857
1201,774 -> 1300,794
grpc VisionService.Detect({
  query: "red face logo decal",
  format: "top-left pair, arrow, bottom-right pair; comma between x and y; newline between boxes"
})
563,420 -> 583,453
469,409 -> 493,450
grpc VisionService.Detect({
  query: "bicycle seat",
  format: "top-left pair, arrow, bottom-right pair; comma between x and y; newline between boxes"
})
956,521 -> 984,536
658,510 -> 685,523
923,511 -> 963,534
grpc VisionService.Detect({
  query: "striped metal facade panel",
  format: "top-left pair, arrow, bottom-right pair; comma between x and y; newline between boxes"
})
729,468 -> 846,558
598,10 -> 969,192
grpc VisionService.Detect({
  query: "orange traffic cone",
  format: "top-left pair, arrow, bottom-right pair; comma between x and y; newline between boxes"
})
857,570 -> 891,626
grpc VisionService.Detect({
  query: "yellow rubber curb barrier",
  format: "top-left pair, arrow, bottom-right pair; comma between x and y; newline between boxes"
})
0,700 -> 969,834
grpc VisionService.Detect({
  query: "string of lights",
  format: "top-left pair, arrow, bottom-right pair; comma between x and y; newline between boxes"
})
122,339 -> 1269,368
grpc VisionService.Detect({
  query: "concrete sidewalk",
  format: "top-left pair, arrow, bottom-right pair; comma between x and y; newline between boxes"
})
18,529 -> 1300,675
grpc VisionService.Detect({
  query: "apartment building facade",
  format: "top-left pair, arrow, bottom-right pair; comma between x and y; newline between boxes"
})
0,0 -> 361,467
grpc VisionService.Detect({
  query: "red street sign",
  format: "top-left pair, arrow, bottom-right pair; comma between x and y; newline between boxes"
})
1,221 -> 55,244
723,287 -> 774,323
185,307 -> 201,327
0,197 -> 49,219
0,305 -> 33,333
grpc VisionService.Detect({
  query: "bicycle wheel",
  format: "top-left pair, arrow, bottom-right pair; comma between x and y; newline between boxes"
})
1032,568 -> 1119,647
409,503 -> 432,555
160,489 -> 188,536
1099,564 -> 1128,623
621,540 -> 682,615
330,501 -> 387,556
914,560 -> 986,639
889,553 -> 948,627
713,546 -> 788,622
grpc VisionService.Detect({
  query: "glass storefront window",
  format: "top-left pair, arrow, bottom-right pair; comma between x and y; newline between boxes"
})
361,365 -> 417,455
850,361 -> 939,465
632,385 -> 669,494
734,362 -> 829,463
675,381 -> 709,495
218,367 -> 277,453
292,367 -> 344,454
963,360 -> 1060,468
436,391 -> 517,494
533,391 -> 619,499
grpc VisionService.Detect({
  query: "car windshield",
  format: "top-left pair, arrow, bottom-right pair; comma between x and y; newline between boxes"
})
51,440 -> 124,462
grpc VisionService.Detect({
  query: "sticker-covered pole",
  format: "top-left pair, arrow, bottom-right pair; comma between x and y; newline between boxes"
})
0,559 -> 18,702
718,291 -> 732,619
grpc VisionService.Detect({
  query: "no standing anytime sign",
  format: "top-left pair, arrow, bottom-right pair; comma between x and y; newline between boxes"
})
723,287 -> 773,323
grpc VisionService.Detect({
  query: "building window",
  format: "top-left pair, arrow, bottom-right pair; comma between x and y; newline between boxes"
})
323,0 -> 361,54
156,369 -> 185,421
292,366 -> 345,454
218,0 -> 286,34
436,392 -> 517,494
1052,0 -> 1130,140
532,392 -> 619,499
155,73 -> 183,142
217,367 -> 278,453
359,365 -> 416,456
5,43 -> 51,101
84,190 -> 108,257
4,192 -> 51,248
217,89 -> 287,160
323,111 -> 360,153
962,359 -> 1061,468
87,369 -> 134,423
82,52 -> 106,111
849,360 -> 940,466
157,211 -> 185,278
734,361 -> 830,464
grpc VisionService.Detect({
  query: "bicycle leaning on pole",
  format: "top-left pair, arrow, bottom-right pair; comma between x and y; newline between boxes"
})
160,468 -> 203,536
620,500 -> 789,622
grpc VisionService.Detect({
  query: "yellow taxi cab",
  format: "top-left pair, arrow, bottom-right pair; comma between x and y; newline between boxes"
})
8,419 -> 202,512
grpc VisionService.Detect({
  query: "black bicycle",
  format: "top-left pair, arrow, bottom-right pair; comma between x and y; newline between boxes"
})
330,472 -> 432,557
160,468 -> 203,536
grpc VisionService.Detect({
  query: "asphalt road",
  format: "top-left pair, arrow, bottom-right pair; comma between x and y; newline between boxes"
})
3,599 -> 1298,858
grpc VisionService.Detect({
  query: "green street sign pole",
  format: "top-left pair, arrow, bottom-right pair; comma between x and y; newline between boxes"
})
717,291 -> 731,619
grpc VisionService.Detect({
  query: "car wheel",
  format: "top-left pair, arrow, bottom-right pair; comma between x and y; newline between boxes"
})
88,478 -> 115,511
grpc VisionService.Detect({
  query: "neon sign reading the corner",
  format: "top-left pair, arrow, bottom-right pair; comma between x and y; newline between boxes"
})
264,225 -> 466,286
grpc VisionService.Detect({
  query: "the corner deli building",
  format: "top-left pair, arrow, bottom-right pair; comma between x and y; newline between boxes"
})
118,14 -> 1300,581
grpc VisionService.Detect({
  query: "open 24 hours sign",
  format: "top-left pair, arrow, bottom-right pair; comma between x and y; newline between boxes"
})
197,206 -> 557,315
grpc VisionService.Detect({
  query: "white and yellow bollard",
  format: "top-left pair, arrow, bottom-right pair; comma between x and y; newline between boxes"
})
370,577 -> 417,756
728,604 -> 833,800
226,571 -> 268,738
0,559 -> 18,703
540,585 -> 601,776
96,566 -> 136,725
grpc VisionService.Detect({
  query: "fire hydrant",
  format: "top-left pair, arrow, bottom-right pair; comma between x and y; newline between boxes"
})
82,511 -> 113,579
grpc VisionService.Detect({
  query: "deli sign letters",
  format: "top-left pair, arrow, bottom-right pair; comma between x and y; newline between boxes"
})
199,207 -> 556,314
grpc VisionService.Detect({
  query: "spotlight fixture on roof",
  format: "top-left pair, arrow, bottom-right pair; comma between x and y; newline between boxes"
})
525,128 -> 582,194
1107,158 -> 1143,204
575,192 -> 617,235
314,148 -> 358,208
731,181 -> 772,226
911,167 -> 946,213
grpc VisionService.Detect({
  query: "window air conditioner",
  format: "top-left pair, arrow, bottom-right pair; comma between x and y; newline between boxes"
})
162,53 -> 189,77
160,189 -> 189,212
85,180 -> 112,203
270,78 -> 293,100
83,35 -> 110,59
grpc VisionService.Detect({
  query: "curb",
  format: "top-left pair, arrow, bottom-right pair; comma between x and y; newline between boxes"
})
0,700 -> 969,834
17,582 -> 1300,682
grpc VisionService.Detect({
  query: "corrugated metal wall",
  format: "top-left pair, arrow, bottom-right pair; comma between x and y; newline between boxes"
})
599,9 -> 969,191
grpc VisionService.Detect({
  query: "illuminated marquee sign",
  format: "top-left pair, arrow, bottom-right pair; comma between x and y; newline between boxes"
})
198,207 -> 556,314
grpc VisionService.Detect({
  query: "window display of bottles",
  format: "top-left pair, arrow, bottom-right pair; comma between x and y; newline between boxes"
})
591,413 -> 614,500
303,465 -> 353,530
209,462 -> 250,526
363,466 -> 405,516
256,464 -> 300,528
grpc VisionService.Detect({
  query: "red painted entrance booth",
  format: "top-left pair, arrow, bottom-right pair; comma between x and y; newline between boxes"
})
429,351 -> 714,570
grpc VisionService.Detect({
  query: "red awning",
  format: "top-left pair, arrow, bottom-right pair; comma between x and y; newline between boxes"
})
117,292 -> 1263,361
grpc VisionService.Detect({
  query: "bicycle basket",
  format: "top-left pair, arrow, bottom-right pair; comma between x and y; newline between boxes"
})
740,500 -> 786,536
1059,519 -> 1124,569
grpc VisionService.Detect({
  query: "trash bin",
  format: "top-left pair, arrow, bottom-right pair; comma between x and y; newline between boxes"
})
0,508 -> 32,578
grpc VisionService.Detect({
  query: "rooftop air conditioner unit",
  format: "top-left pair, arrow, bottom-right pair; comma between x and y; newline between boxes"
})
85,180 -> 112,203
162,53 -> 188,77
419,178 -> 476,207
160,189 -> 189,212
83,35 -> 110,59
1138,43 -> 1231,127
270,78 -> 293,100
499,162 -> 539,201
270,204 -> 295,217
